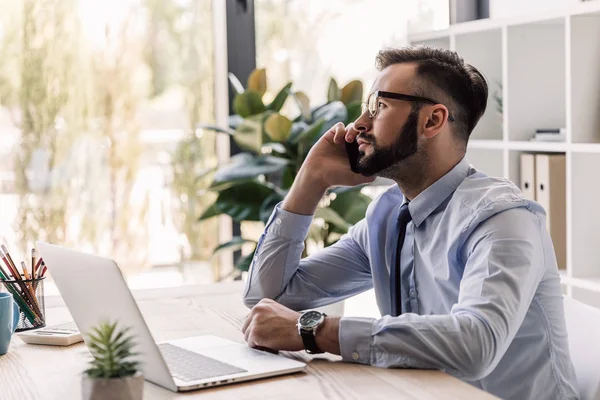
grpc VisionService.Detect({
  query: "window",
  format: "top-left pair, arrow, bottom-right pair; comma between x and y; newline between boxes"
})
255,0 -> 450,106
0,0 -> 220,293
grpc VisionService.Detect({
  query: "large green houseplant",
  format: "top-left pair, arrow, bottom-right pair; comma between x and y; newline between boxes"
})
200,69 -> 372,277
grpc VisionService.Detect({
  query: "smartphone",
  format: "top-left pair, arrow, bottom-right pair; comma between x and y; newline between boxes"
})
345,138 -> 360,173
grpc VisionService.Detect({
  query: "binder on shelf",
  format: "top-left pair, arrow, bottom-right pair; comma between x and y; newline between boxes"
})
535,154 -> 566,270
520,153 -> 536,200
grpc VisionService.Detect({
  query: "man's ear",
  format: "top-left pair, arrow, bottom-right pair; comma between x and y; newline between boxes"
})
423,105 -> 449,139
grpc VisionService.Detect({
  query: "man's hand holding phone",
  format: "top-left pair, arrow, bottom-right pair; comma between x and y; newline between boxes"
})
304,122 -> 374,188
281,122 -> 375,216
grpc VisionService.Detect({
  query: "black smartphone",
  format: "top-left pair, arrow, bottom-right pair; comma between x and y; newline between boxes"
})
345,138 -> 360,173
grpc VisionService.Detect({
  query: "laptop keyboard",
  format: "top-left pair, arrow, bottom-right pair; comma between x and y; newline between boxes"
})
158,343 -> 247,382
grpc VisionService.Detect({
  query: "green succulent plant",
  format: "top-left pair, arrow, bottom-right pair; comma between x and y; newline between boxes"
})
84,321 -> 140,379
199,68 -> 373,277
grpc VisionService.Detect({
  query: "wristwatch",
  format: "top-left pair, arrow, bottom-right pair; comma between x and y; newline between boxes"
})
297,310 -> 327,354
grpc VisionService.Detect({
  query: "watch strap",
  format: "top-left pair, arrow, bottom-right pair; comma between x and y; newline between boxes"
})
300,328 -> 323,354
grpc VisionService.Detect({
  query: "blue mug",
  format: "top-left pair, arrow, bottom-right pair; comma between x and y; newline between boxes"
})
0,292 -> 20,355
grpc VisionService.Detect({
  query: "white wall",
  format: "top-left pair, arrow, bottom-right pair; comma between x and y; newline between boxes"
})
490,0 -> 579,19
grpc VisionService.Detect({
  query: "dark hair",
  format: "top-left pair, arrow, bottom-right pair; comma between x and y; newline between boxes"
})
375,46 -> 488,144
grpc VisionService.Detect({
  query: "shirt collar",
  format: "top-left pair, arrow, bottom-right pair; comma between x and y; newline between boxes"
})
404,157 -> 471,228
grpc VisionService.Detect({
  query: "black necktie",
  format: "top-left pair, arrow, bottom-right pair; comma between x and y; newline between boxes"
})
391,203 -> 412,317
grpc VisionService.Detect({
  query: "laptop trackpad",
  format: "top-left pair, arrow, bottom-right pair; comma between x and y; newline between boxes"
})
158,343 -> 247,382
166,336 -> 303,373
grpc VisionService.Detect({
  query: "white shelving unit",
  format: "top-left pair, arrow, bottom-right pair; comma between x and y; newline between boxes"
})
409,1 -> 600,308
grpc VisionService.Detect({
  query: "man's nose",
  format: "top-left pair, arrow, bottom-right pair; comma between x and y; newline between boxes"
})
353,110 -> 372,133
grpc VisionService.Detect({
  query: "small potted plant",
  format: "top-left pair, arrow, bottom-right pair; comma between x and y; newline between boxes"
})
82,321 -> 143,400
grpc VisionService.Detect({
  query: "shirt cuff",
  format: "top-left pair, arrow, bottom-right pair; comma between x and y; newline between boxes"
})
339,316 -> 375,365
265,203 -> 313,241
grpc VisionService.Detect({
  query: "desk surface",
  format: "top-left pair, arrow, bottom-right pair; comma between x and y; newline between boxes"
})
0,282 -> 497,400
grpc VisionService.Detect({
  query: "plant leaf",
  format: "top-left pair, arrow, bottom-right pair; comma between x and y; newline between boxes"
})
228,115 -> 245,129
329,190 -> 372,226
214,181 -> 277,222
261,142 -> 287,154
235,247 -> 257,272
327,232 -> 343,245
87,329 -> 103,345
259,192 -> 284,223
293,91 -> 311,121
286,121 -> 309,145
196,124 -> 235,136
247,68 -> 267,96
329,183 -> 368,195
228,72 -> 245,94
298,101 -> 347,151
233,90 -> 266,118
264,113 -> 292,142
268,82 -> 292,111
212,237 -> 256,257
327,77 -> 340,102
103,322 -> 116,343
198,203 -> 222,221
290,119 -> 325,146
212,154 -> 289,184
281,164 -> 296,190
314,207 -> 351,231
345,101 -> 362,125
233,115 -> 263,153
312,100 -> 347,125
341,80 -> 363,105
210,153 -> 256,187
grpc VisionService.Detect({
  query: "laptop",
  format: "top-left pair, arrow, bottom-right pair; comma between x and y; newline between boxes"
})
36,242 -> 306,392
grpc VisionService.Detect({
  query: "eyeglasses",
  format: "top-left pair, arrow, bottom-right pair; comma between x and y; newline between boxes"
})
362,90 -> 455,122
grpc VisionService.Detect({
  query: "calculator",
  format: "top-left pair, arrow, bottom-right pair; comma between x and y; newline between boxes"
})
17,322 -> 84,346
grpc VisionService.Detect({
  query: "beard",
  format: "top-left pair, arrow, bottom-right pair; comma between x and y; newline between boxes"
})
353,109 -> 420,177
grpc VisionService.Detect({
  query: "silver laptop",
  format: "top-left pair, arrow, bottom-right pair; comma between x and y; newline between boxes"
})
36,242 -> 306,392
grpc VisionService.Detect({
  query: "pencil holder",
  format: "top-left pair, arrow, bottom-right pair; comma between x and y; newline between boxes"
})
1,276 -> 46,332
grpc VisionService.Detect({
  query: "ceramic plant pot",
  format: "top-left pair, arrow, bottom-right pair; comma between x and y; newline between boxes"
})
82,373 -> 144,400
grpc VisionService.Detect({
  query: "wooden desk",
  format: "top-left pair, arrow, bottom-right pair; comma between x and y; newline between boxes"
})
0,282 -> 497,399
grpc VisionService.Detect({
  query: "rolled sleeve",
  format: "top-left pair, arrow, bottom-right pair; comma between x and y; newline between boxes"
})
339,316 -> 374,365
265,204 -> 313,241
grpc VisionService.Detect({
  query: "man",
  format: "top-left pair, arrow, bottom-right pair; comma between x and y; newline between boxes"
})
241,46 -> 579,400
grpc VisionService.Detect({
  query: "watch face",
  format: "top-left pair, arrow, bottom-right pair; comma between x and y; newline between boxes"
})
299,311 -> 323,328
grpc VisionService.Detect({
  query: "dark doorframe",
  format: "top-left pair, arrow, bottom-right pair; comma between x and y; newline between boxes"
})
225,0 -> 256,269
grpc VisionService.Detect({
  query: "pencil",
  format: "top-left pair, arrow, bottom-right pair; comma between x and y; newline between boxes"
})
34,258 -> 43,278
20,260 -> 37,301
0,245 -> 20,280
32,248 -> 36,278
21,261 -> 31,280
0,248 -> 17,279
